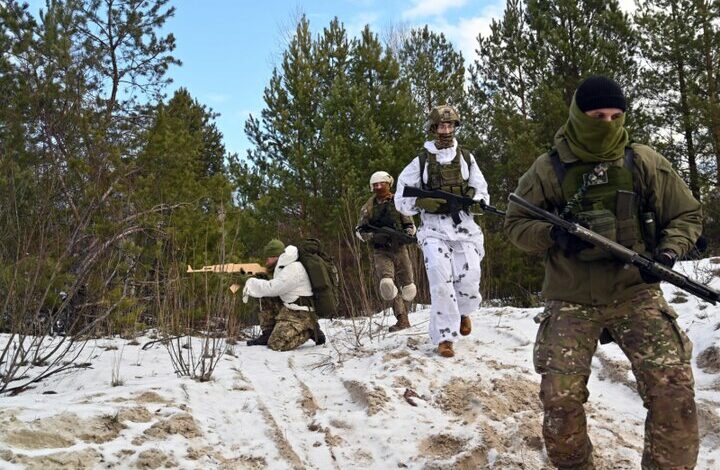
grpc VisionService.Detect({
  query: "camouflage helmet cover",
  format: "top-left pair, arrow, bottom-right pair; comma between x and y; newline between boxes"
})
425,104 -> 461,131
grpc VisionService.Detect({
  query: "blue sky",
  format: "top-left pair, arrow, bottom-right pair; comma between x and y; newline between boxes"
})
163,0 -> 508,157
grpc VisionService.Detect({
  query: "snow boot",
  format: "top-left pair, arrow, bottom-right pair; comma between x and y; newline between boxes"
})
388,313 -> 410,332
460,315 -> 472,336
247,330 -> 271,346
438,341 -> 454,358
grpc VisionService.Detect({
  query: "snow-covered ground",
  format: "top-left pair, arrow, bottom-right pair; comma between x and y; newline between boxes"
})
1,259 -> 720,469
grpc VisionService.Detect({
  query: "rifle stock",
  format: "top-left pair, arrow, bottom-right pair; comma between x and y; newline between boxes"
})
187,263 -> 267,295
508,193 -> 720,305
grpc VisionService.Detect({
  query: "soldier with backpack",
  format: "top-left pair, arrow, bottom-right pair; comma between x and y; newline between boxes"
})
504,76 -> 702,469
395,105 -> 490,358
356,171 -> 417,332
243,239 -> 326,351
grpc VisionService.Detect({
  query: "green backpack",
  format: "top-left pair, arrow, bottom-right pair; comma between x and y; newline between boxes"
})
297,238 -> 339,318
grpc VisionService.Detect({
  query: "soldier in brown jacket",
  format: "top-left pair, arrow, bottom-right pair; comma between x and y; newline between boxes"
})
505,76 -> 702,469
356,171 -> 417,332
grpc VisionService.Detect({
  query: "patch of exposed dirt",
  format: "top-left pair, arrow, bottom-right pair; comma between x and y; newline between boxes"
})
698,400 -> 720,448
185,446 -> 267,469
454,446 -> 489,469
118,406 -> 153,423
297,379 -> 319,417
392,375 -> 413,389
135,448 -> 177,469
1,411 -> 128,449
142,413 -> 202,440
596,351 -> 636,390
420,433 -> 468,459
134,391 -> 171,404
78,414 -> 127,444
257,400 -> 304,470
342,380 -> 389,416
436,375 -> 540,422
383,350 -> 410,361
329,418 -> 353,430
1,448 -> 102,469
697,346 -> 720,374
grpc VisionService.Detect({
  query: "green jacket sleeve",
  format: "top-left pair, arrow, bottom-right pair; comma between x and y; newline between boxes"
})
635,145 -> 703,256
503,156 -> 556,253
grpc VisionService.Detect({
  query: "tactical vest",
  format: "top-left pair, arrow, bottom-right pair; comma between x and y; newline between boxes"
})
419,147 -> 473,214
550,147 -> 654,261
369,198 -> 403,231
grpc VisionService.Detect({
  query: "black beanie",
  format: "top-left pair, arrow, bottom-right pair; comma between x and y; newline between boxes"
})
575,75 -> 626,112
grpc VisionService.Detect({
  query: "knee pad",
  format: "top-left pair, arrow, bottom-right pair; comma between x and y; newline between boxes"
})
400,283 -> 416,301
379,278 -> 398,301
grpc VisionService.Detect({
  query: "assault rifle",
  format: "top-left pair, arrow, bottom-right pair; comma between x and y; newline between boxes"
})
402,186 -> 506,223
508,193 -> 720,305
187,263 -> 267,294
356,223 -> 417,245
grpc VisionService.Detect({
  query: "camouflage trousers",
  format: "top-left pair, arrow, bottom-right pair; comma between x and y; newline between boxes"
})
265,306 -> 319,352
374,245 -> 414,318
534,289 -> 698,470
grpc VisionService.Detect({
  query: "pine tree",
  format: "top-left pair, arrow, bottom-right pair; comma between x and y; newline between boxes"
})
398,25 -> 466,123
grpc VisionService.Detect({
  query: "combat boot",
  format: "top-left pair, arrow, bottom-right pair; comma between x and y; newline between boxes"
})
312,328 -> 326,345
389,313 -> 410,332
438,341 -> 454,358
460,315 -> 472,336
247,330 -> 271,346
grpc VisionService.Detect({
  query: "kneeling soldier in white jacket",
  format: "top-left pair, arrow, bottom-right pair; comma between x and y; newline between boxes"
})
243,239 -> 325,351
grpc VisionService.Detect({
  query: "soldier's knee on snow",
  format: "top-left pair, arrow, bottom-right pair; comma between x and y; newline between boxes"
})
379,278 -> 398,301
400,283 -> 416,301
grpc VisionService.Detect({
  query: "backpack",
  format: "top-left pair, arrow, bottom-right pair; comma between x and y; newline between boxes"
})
297,238 -> 339,318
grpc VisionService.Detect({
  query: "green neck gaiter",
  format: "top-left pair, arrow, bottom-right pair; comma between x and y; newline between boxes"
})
563,97 -> 629,162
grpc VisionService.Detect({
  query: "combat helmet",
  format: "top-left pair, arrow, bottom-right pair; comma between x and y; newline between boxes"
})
425,104 -> 461,131
369,171 -> 394,191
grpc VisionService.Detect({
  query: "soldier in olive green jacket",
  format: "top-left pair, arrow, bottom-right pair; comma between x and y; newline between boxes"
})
505,76 -> 702,469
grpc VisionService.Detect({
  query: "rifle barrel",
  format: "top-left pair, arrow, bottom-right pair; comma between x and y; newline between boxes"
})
508,193 -> 720,305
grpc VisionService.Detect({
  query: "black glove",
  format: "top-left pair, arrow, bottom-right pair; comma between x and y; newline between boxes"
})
550,226 -> 593,256
640,250 -> 678,284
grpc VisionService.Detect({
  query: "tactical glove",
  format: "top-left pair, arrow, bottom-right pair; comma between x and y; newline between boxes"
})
415,197 -> 446,213
550,226 -> 593,256
467,200 -> 486,215
640,250 -> 678,284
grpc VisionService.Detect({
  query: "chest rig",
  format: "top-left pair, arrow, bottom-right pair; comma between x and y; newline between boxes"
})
550,147 -> 652,261
369,197 -> 403,230
419,147 -> 473,215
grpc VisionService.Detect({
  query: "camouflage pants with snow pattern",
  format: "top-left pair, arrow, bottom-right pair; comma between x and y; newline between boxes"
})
534,289 -> 698,469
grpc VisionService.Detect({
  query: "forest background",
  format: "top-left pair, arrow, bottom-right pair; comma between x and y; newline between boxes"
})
2,0 -> 719,346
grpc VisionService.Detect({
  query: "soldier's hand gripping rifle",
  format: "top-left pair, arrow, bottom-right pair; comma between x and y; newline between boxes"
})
402,186 -> 506,224
356,223 -> 417,245
187,263 -> 267,294
508,193 -> 720,305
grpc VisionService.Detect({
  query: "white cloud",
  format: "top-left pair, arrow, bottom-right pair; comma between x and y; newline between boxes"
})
403,0 -> 467,19
346,11 -> 381,37
427,2 -> 504,64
